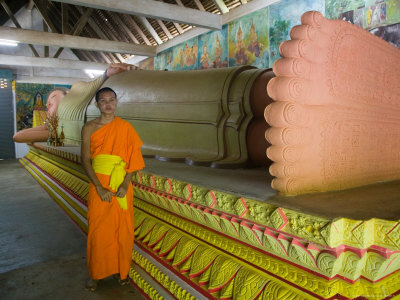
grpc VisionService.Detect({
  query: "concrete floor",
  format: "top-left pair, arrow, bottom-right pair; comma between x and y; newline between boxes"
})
0,159 -> 145,300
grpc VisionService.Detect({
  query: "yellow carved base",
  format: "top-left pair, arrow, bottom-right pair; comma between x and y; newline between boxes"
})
20,146 -> 400,299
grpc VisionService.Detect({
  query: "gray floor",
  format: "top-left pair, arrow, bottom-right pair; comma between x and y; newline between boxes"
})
0,159 -> 145,300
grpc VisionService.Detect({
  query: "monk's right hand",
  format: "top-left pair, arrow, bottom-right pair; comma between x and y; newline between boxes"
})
96,186 -> 113,203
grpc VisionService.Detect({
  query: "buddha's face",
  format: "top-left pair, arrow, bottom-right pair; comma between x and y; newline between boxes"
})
46,90 -> 65,116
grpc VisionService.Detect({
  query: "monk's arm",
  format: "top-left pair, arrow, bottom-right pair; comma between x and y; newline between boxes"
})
81,124 -> 112,202
115,172 -> 134,198
13,124 -> 48,143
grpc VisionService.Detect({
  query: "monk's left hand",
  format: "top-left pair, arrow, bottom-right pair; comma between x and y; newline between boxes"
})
115,185 -> 128,198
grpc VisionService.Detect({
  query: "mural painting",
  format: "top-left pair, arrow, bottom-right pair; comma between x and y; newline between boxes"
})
15,83 -> 70,131
325,0 -> 400,48
325,0 -> 364,19
365,1 -> 387,29
198,25 -> 228,69
370,22 -> 400,47
269,0 -> 324,65
172,37 -> 199,70
386,0 -> 400,23
155,49 -> 173,71
152,0 -> 399,70
228,7 -> 269,68
138,57 -> 154,70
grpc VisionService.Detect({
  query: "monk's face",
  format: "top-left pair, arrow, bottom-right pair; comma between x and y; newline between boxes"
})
46,90 -> 65,116
96,90 -> 117,114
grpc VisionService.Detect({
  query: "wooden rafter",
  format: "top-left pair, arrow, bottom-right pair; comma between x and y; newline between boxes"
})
124,16 -> 152,46
113,14 -> 140,44
0,26 -> 157,56
0,54 -> 108,70
0,0 -> 40,57
54,7 -> 93,58
50,0 -> 222,30
156,19 -> 173,40
138,16 -> 162,45
212,0 -> 229,14
61,3 -> 69,34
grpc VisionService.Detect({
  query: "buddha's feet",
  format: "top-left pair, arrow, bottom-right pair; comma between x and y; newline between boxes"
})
265,11 -> 400,195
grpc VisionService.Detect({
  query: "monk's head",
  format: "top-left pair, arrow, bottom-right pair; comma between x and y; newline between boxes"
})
95,87 -> 118,114
46,87 -> 69,117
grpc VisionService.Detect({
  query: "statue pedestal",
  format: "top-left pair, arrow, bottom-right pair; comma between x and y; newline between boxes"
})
20,143 -> 400,299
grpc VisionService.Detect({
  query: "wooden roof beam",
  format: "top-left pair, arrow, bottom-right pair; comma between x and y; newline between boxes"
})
0,0 -> 40,57
0,26 -> 157,56
212,0 -> 229,14
156,19 -> 173,40
138,16 -> 162,45
50,0 -> 221,30
54,7 -> 93,58
113,14 -> 140,44
124,16 -> 152,46
0,54 -> 109,70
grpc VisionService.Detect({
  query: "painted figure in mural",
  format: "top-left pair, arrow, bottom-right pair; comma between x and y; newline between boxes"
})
32,92 -> 47,128
167,52 -> 172,68
213,35 -> 227,68
179,48 -> 185,68
191,44 -> 198,66
200,42 -> 211,69
185,43 -> 192,66
81,87 -> 144,291
13,87 -> 69,143
247,21 -> 262,57
235,25 -> 248,65
12,64 -> 135,144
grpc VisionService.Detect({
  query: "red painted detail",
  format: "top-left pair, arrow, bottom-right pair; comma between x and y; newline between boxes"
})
208,267 -> 242,293
186,184 -> 192,200
148,231 -> 167,248
292,238 -> 318,267
208,190 -> 217,208
159,239 -> 181,257
151,175 -> 156,188
167,179 -> 172,193
172,250 -> 196,268
135,243 -> 216,299
189,258 -> 216,279
238,197 -> 248,217
277,208 -> 289,230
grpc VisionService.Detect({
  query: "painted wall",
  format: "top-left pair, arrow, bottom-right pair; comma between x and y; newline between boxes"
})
15,83 -> 71,131
147,0 -> 399,71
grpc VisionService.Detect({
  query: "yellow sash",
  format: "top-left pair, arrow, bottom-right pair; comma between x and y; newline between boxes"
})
92,154 -> 127,210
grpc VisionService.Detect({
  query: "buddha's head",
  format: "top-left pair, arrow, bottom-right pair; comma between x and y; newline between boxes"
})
46,87 -> 69,116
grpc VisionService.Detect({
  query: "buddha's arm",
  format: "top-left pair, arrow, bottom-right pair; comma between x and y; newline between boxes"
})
13,124 -> 47,143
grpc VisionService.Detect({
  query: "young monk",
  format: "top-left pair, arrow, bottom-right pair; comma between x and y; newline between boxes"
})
81,87 -> 145,291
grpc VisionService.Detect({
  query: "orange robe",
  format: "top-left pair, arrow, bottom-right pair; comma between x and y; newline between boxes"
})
87,116 -> 144,280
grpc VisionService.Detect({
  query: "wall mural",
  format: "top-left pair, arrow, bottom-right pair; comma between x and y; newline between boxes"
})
228,7 -> 269,68
150,0 -> 398,71
155,49 -> 173,71
172,37 -> 199,70
269,0 -> 325,65
15,83 -> 71,131
138,57 -> 154,70
198,25 -> 228,69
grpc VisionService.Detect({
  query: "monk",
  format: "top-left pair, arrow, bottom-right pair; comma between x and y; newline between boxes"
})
81,87 -> 145,291
13,87 -> 69,143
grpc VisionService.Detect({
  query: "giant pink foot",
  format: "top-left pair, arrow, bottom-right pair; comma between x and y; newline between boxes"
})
265,11 -> 400,195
